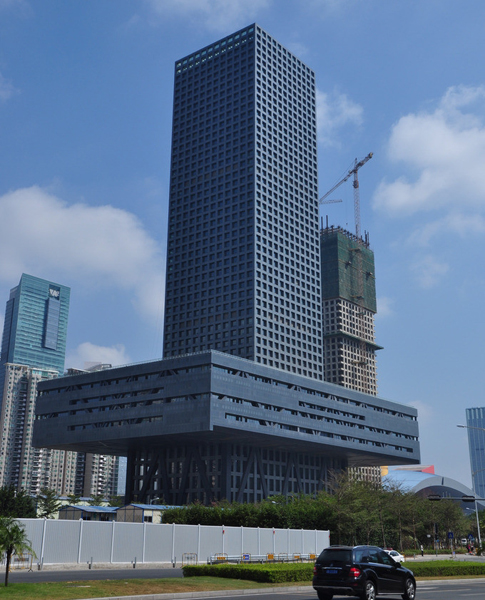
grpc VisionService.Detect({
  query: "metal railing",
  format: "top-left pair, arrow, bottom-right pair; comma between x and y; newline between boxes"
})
208,552 -> 317,564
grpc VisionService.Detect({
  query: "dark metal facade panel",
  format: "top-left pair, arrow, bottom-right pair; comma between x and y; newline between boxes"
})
34,350 -> 419,466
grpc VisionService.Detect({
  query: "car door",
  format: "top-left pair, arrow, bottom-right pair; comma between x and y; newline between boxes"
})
366,547 -> 395,593
377,549 -> 403,592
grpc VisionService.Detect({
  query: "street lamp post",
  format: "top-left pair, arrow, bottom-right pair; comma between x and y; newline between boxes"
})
457,424 -> 485,548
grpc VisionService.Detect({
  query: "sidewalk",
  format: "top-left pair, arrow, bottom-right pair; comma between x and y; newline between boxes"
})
404,553 -> 485,562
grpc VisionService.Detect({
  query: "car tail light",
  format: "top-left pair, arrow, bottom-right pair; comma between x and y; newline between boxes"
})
313,565 -> 318,574
349,567 -> 361,578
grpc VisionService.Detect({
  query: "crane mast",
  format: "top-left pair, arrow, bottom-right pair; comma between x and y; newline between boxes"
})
352,153 -> 372,239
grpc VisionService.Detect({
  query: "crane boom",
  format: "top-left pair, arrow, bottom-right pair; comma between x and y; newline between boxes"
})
319,170 -> 353,204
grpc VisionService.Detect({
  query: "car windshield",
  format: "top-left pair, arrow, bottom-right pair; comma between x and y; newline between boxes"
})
319,549 -> 352,564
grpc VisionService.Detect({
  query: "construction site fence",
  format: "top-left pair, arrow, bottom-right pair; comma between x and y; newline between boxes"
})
17,518 -> 330,568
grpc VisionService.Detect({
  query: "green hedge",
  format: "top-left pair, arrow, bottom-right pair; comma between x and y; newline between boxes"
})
183,561 -> 485,582
182,563 -> 314,583
407,560 -> 485,578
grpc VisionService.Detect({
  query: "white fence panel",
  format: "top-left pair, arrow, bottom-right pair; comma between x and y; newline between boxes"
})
44,520 -> 81,564
79,521 -> 112,563
173,524 -> 199,562
240,526 -> 260,556
288,528 -> 304,554
145,523 -> 172,563
222,525 -> 241,556
17,519 -> 45,561
199,525 -> 224,559
317,529 -> 330,552
259,527 -> 274,555
274,527 -> 289,555
112,522 -> 144,563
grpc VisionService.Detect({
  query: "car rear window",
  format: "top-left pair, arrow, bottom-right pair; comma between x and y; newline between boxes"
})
318,549 -> 352,564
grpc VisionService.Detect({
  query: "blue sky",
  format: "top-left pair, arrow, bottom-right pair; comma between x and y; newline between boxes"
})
1,0 -> 484,487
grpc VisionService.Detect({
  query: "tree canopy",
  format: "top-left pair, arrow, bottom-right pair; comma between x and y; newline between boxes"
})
36,488 -> 62,519
162,472 -> 471,551
0,486 -> 36,518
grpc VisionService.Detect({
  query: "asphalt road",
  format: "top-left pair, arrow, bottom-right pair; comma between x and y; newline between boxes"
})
162,580 -> 485,600
8,566 -> 184,584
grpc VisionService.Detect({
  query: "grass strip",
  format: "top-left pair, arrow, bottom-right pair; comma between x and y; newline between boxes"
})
0,576 -> 278,600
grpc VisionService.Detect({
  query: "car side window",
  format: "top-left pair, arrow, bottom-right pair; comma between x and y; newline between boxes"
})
368,548 -> 380,563
378,550 -> 394,565
354,549 -> 365,562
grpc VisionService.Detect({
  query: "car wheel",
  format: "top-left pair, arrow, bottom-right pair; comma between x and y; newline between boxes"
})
402,577 -> 416,600
361,579 -> 376,600
316,592 -> 333,600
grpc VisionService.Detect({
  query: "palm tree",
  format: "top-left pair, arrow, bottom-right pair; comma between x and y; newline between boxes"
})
0,517 -> 36,586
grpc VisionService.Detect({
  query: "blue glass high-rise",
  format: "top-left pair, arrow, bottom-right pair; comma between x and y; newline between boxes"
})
465,407 -> 485,498
163,24 -> 323,380
0,273 -> 70,401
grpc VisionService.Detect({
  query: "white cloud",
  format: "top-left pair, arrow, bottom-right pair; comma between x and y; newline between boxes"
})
143,0 -> 271,32
410,254 -> 449,289
408,399 -> 433,428
316,88 -> 363,147
376,296 -> 394,318
66,342 -> 131,370
0,0 -> 23,8
408,212 -> 485,247
286,42 -> 309,60
0,0 -> 31,15
0,72 -> 18,102
0,185 -> 164,321
373,85 -> 485,216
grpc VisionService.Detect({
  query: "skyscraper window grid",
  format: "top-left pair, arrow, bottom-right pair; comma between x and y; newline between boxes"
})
163,25 -> 323,380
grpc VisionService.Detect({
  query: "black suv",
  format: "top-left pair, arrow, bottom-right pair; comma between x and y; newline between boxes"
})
312,545 -> 416,600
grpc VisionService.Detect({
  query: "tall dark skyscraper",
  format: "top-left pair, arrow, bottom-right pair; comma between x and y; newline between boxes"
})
163,24 -> 323,380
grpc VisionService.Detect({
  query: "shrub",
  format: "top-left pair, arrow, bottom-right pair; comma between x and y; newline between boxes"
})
182,563 -> 314,583
407,560 -> 485,578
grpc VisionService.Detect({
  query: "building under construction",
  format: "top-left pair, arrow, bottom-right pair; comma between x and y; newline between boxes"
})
320,225 -> 382,396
